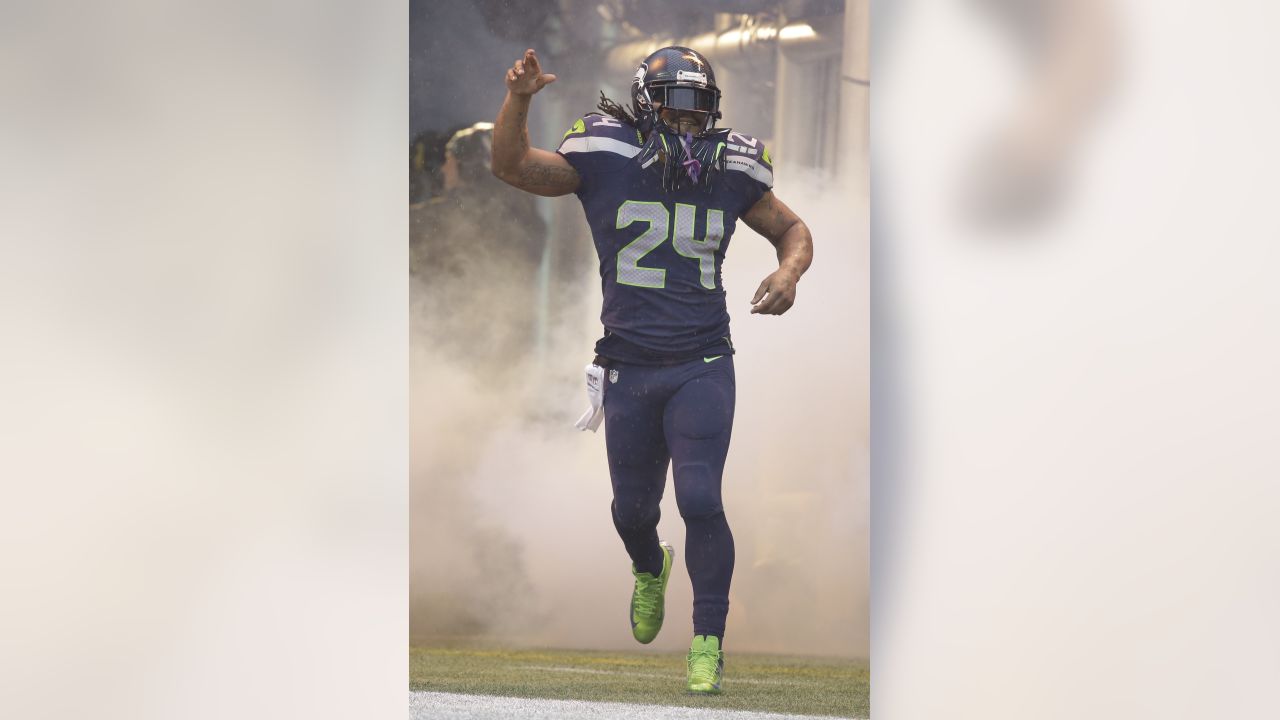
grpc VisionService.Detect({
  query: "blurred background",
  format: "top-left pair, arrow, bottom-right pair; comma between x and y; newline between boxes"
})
410,0 -> 869,656
7,2 -> 1280,719
874,2 -> 1280,718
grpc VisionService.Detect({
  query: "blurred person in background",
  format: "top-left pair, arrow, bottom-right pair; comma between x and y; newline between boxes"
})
411,121 -> 546,371
491,47 -> 813,695
408,122 -> 546,644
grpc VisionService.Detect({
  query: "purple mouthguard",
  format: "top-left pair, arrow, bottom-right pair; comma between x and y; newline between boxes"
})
680,131 -> 702,184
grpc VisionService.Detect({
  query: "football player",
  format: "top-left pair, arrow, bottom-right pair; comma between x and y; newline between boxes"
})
491,46 -> 813,695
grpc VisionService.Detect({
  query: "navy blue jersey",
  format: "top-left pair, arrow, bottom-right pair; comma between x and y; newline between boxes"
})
557,114 -> 774,364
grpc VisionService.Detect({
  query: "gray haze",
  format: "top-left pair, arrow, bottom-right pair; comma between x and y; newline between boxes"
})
410,174 -> 867,656
411,0 -> 868,658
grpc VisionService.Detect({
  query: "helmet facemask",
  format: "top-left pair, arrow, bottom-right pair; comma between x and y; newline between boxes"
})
652,86 -> 719,135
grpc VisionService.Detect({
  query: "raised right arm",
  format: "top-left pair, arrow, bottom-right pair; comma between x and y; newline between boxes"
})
491,49 -> 580,197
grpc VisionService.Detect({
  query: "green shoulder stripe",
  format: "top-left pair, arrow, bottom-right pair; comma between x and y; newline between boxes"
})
562,118 -> 586,141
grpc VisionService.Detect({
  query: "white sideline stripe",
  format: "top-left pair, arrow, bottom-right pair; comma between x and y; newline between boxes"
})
725,156 -> 774,187
522,664 -> 816,686
409,691 -> 859,720
560,136 -> 641,158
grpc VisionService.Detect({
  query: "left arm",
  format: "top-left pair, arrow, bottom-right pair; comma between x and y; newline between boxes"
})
741,191 -> 813,315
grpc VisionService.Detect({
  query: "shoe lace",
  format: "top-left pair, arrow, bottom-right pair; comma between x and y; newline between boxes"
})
687,646 -> 720,683
632,574 -> 660,617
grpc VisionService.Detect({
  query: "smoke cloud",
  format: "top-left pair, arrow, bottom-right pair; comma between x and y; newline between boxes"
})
410,167 -> 867,657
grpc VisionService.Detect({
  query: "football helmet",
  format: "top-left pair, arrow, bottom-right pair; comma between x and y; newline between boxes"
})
445,122 -> 495,184
631,46 -> 722,136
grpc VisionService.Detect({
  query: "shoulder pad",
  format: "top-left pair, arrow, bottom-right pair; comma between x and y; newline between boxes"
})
558,114 -> 643,159
719,130 -> 774,188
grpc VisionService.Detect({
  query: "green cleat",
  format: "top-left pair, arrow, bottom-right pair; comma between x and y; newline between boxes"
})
686,634 -> 724,694
629,541 -> 673,644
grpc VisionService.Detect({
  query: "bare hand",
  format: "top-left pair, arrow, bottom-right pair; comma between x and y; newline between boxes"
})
506,48 -> 557,96
750,269 -> 798,315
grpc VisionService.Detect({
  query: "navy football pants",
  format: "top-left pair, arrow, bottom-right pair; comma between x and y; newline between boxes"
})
603,355 -> 736,640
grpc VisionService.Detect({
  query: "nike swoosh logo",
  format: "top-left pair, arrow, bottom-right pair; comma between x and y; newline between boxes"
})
703,356 -> 724,363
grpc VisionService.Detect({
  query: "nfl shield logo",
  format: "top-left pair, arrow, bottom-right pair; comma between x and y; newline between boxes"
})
609,369 -> 619,384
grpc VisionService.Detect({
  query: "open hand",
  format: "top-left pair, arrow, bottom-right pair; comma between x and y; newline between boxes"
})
750,269 -> 798,315
506,48 -> 557,96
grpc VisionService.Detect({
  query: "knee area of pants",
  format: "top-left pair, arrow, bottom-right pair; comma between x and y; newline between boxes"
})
673,481 -> 724,521
612,499 -> 659,528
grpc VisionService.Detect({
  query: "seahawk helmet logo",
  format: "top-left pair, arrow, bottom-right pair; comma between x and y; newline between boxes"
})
609,369 -> 619,384
632,63 -> 652,113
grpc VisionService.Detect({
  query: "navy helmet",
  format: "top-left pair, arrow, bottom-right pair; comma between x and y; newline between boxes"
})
631,46 -> 723,135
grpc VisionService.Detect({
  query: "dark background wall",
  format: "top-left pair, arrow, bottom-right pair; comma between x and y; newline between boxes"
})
411,1 -> 525,137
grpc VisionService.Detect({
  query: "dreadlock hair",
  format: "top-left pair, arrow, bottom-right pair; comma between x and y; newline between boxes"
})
590,91 -> 728,193
595,91 -> 636,125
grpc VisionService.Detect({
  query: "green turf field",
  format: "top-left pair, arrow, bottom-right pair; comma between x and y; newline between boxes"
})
410,646 -> 870,718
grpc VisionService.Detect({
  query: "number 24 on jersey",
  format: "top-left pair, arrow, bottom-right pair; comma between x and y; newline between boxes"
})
615,200 -> 723,291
